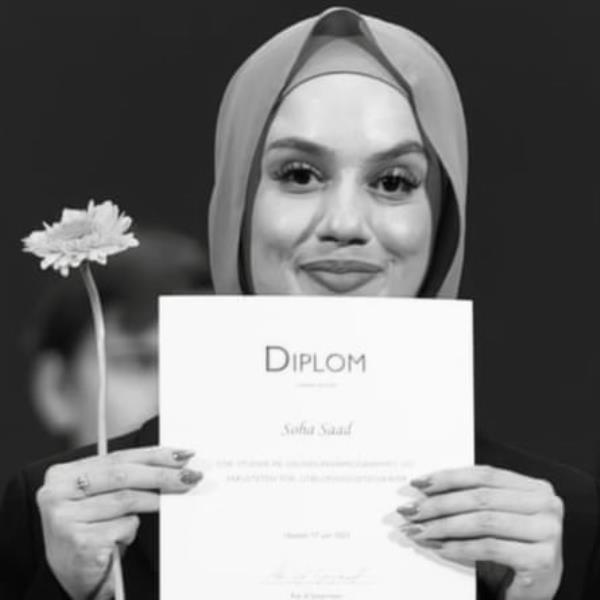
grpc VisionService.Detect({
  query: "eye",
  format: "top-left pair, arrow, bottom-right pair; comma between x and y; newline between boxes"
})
272,161 -> 323,192
370,166 -> 421,198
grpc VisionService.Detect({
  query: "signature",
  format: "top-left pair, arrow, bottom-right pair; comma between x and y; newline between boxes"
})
264,563 -> 370,585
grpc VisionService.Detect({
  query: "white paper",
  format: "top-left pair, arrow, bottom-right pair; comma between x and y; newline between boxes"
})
160,296 -> 474,599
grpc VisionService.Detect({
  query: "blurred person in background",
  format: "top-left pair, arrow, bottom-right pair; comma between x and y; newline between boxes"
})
23,227 -> 212,448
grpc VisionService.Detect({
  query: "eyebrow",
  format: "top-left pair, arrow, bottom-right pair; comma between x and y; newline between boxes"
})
265,136 -> 428,163
370,140 -> 428,164
265,137 -> 334,159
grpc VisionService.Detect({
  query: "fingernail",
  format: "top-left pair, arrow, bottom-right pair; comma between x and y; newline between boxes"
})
396,503 -> 419,517
180,469 -> 203,485
173,449 -> 195,462
400,525 -> 424,537
410,476 -> 432,490
417,539 -> 444,549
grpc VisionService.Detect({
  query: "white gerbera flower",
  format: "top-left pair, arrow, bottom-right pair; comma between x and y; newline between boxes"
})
22,198 -> 137,599
22,199 -> 139,276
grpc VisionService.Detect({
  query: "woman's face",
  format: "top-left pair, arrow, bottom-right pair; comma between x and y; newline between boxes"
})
251,74 -> 435,296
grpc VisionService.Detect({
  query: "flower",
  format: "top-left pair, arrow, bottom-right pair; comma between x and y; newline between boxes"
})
22,199 -> 139,276
22,198 -> 134,599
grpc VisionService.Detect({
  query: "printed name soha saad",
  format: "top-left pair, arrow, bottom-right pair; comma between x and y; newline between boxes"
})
282,421 -> 355,436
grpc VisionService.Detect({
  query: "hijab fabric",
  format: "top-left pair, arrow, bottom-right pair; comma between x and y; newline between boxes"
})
209,7 -> 468,298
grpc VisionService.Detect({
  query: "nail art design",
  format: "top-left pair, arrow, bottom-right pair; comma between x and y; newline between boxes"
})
173,449 -> 196,462
180,469 -> 203,485
396,503 -> 419,517
410,476 -> 432,490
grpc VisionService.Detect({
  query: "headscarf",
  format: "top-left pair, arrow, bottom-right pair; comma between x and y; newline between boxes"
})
209,6 -> 468,298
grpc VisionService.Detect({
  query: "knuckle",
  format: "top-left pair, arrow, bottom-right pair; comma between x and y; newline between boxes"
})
550,495 -> 564,517
546,516 -> 563,540
473,488 -> 491,509
36,485 -> 53,508
536,478 -> 555,495
44,463 -> 66,483
110,467 -> 129,487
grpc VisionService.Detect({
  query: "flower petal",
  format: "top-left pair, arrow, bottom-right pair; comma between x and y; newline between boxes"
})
22,199 -> 138,277
61,208 -> 87,223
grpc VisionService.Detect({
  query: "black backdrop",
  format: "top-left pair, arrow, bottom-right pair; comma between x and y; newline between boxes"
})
1,0 -> 599,495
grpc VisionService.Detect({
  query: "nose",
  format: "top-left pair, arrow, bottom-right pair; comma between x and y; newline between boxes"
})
316,179 -> 370,246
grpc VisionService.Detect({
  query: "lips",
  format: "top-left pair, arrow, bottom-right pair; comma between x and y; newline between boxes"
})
300,259 -> 383,293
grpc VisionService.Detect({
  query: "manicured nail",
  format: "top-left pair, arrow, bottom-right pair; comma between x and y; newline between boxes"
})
180,469 -> 203,485
410,476 -> 432,490
400,525 -> 424,537
396,503 -> 419,517
417,539 -> 444,549
173,449 -> 195,462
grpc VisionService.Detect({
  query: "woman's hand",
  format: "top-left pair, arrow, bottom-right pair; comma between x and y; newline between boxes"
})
398,465 -> 563,600
36,446 -> 201,600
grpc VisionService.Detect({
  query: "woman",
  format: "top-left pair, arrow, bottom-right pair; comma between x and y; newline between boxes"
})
207,6 -> 599,600
0,7 -> 597,600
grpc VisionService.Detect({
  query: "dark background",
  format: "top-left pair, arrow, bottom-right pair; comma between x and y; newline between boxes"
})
1,0 -> 599,495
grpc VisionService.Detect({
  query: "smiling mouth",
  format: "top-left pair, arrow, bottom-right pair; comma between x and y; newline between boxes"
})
300,260 -> 383,293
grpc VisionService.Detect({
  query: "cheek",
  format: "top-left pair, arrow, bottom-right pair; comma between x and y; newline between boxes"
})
251,185 -> 317,262
372,201 -> 432,259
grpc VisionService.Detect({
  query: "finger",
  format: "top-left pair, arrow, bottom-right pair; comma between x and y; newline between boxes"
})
61,516 -> 141,575
53,463 -> 203,499
399,487 -> 561,522
69,490 -> 160,522
112,515 -> 140,547
44,446 -> 196,482
104,447 -> 196,468
89,515 -> 142,549
402,511 -> 560,543
429,538 -> 558,575
411,466 -> 555,495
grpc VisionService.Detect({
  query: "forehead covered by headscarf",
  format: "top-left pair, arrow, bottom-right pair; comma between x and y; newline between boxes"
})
209,7 -> 468,298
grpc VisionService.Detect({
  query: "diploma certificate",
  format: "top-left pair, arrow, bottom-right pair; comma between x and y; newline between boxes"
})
160,296 -> 474,599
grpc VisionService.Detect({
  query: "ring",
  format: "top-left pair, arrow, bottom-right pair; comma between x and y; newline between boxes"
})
75,474 -> 91,495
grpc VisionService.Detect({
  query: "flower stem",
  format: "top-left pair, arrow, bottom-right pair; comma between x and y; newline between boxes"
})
80,262 -> 125,600
80,262 -> 107,455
